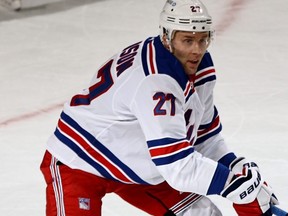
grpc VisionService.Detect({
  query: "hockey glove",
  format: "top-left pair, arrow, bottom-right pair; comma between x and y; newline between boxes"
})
220,163 -> 263,204
233,181 -> 279,216
229,157 -> 259,175
227,157 -> 279,215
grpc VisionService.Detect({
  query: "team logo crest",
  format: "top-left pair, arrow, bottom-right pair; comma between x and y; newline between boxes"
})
79,198 -> 90,210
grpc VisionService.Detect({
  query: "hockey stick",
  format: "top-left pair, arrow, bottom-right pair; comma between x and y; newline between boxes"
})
271,205 -> 288,216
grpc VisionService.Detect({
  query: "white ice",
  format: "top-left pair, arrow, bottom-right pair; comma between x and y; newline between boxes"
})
0,0 -> 288,215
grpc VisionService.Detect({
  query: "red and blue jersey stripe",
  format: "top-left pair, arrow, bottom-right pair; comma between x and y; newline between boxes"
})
195,107 -> 222,145
147,137 -> 194,166
194,66 -> 216,87
54,111 -> 148,184
141,36 -> 191,92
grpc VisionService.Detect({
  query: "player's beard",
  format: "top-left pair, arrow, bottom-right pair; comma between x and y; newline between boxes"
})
184,60 -> 200,75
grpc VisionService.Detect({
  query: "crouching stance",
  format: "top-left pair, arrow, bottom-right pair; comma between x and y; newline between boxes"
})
40,0 -> 278,215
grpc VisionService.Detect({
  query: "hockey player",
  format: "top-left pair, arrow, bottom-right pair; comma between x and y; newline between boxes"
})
40,0 -> 279,215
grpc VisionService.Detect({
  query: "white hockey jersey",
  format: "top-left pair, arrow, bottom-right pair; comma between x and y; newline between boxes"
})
46,36 -> 233,196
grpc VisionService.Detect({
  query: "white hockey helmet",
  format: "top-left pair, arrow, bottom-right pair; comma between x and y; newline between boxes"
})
159,0 -> 213,42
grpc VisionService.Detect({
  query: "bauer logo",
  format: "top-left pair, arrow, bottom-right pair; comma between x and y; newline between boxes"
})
79,198 -> 90,210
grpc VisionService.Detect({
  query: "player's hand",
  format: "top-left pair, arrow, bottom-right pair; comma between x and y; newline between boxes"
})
220,164 -> 263,204
233,181 -> 279,216
229,157 -> 259,175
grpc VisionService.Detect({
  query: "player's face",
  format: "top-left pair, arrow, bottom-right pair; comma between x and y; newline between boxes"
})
171,31 -> 210,75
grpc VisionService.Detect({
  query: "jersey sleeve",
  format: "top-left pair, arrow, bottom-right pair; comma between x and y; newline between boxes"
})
130,74 -> 231,195
193,52 -> 237,166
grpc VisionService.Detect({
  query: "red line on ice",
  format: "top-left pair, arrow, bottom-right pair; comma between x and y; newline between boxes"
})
215,0 -> 249,35
0,103 -> 63,127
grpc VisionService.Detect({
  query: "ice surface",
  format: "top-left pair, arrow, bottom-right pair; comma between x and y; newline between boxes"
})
0,0 -> 287,215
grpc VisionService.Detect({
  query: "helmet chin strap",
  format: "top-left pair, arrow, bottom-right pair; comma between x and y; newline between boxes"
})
161,35 -> 173,53
168,43 -> 173,53
161,29 -> 176,53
